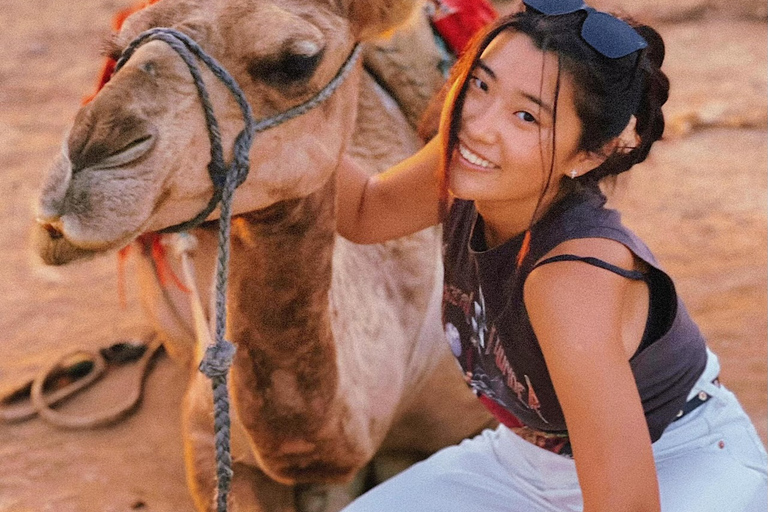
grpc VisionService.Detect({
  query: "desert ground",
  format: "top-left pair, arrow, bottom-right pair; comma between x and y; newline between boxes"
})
0,0 -> 765,510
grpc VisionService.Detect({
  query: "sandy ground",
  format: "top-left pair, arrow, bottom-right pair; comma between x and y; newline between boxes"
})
0,1 -> 765,511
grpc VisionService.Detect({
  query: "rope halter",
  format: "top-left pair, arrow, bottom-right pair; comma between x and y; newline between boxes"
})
113,27 -> 362,512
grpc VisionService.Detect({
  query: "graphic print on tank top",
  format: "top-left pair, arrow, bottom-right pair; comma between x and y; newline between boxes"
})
443,281 -> 549,425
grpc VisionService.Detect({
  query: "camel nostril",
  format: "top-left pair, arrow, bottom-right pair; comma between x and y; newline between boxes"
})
40,221 -> 64,239
118,134 -> 153,155
68,109 -> 156,171
75,131 -> 156,171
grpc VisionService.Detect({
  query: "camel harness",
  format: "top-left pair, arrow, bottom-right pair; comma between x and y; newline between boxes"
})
114,27 -> 362,512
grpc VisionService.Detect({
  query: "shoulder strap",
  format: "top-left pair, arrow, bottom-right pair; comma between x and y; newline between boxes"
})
533,254 -> 646,281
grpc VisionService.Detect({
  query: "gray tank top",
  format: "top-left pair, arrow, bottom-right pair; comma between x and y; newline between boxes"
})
442,190 -> 707,442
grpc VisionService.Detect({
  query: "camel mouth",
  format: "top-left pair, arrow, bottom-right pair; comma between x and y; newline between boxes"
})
33,218 -> 138,266
33,222 -> 100,266
265,457 -> 358,485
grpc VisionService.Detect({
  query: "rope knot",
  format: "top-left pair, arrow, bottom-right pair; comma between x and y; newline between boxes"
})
168,232 -> 198,258
208,159 -> 228,189
199,341 -> 237,379
231,161 -> 250,188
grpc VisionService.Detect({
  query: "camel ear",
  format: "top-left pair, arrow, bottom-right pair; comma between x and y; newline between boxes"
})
116,0 -> 204,47
344,0 -> 420,41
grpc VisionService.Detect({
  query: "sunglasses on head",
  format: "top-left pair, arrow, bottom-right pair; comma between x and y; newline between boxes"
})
523,0 -> 648,59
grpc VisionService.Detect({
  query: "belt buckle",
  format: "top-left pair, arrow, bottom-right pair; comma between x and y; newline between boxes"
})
675,376 -> 720,421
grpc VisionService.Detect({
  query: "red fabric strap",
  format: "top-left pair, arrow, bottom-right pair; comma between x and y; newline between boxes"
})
478,393 -> 524,428
428,0 -> 498,55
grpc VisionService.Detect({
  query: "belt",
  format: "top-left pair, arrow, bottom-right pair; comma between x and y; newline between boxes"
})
505,376 -> 721,459
674,377 -> 720,421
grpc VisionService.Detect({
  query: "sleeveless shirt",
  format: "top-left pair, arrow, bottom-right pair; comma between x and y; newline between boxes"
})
441,189 -> 708,442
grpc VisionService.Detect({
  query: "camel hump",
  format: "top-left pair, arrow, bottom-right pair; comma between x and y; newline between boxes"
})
362,4 -> 450,132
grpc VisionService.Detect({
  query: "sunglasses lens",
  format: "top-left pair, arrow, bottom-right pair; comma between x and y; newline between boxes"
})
523,0 -> 586,15
581,12 -> 648,58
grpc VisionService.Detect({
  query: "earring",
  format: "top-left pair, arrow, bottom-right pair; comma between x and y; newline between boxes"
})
568,169 -> 578,179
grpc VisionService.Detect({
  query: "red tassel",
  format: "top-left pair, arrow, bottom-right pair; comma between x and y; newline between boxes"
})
149,235 -> 191,293
515,230 -> 531,268
117,245 -> 132,309
428,0 -> 498,55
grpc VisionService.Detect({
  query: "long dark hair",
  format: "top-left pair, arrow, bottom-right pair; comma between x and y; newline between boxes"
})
437,9 -> 670,220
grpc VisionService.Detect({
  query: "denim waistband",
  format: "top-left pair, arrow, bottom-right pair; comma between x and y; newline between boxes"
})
672,348 -> 721,422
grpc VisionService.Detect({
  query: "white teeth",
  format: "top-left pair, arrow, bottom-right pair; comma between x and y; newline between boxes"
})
459,143 -> 496,169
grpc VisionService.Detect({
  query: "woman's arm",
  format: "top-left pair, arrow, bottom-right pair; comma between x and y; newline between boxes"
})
335,136 -> 444,244
524,242 -> 661,512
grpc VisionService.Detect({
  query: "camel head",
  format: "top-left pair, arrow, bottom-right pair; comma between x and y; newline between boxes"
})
35,0 -> 419,265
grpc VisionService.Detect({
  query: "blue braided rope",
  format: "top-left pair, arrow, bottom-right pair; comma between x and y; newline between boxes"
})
114,28 -> 361,512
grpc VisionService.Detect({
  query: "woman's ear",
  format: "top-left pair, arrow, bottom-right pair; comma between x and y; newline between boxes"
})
566,115 -> 639,179
596,115 -> 640,158
613,115 -> 640,154
565,150 -> 606,180
594,115 -> 641,159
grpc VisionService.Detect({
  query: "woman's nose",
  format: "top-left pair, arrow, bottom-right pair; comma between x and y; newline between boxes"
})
461,100 -> 500,145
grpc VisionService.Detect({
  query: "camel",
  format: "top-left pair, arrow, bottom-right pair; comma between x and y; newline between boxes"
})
34,0 -> 497,510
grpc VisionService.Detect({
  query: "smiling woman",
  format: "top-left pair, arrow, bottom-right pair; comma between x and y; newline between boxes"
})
446,31 -> 596,243
336,3 -> 768,512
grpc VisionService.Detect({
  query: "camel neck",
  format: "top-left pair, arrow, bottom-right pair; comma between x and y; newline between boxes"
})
226,178 -> 337,358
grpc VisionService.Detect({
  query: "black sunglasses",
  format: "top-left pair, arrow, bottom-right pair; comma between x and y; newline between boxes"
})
523,0 -> 647,59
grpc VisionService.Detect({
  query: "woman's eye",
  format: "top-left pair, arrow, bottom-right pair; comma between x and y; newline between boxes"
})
515,111 -> 536,123
469,75 -> 488,92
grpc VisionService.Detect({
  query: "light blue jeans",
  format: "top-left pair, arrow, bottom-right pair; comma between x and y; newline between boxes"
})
343,350 -> 767,511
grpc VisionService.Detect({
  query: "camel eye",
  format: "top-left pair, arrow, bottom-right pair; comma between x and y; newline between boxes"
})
248,49 -> 324,87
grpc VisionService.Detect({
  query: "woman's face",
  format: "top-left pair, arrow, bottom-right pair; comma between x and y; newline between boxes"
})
448,31 -> 595,207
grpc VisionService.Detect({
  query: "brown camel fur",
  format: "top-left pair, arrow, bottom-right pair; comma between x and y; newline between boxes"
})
35,0 -> 495,510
